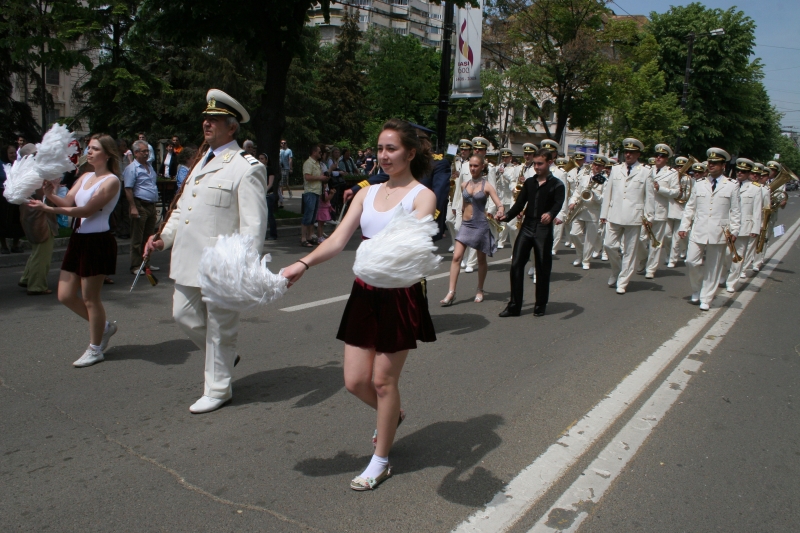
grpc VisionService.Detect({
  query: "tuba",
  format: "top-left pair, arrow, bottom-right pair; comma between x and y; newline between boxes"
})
675,155 -> 699,204
768,164 -> 798,210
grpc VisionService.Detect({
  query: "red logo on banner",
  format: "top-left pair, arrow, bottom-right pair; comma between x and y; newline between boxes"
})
459,19 -> 474,66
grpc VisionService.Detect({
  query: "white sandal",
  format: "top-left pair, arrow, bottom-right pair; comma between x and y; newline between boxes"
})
350,466 -> 392,491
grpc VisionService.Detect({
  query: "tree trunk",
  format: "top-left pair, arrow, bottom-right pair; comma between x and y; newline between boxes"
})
253,47 -> 294,181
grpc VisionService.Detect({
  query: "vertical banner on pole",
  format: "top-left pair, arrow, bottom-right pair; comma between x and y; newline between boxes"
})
451,0 -> 484,99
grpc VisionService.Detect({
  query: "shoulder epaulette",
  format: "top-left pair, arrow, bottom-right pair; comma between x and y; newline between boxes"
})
433,154 -> 444,161
752,181 -> 761,187
241,151 -> 259,165
358,180 -> 370,189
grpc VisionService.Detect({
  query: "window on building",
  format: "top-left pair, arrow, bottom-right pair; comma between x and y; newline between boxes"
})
355,0 -> 370,5
44,108 -> 60,127
359,14 -> 369,22
394,27 -> 408,35
392,0 -> 408,5
429,26 -> 440,34
45,67 -> 60,86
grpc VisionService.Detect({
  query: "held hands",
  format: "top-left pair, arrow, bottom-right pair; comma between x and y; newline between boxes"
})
281,262 -> 307,287
27,199 -> 46,211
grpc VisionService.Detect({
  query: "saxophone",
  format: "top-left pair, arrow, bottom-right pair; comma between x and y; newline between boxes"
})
565,174 -> 603,227
514,164 -> 527,229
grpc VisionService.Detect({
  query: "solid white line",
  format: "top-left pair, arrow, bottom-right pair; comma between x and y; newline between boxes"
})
453,215 -> 800,533
527,214 -> 800,533
279,258 -> 511,312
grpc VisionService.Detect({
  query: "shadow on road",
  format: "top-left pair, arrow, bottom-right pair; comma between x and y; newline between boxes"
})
107,338 -> 197,365
626,280 -> 665,293
294,414 -> 505,506
545,301 -> 584,319
432,313 -> 491,335
232,361 -> 343,408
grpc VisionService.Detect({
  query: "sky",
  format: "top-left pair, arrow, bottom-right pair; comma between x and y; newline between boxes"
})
608,0 -> 800,133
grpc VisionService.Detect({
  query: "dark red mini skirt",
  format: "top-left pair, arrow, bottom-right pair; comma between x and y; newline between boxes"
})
336,277 -> 437,353
61,231 -> 118,277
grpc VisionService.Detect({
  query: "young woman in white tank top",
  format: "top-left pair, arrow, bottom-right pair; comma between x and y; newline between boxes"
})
282,120 -> 437,491
28,135 -> 122,368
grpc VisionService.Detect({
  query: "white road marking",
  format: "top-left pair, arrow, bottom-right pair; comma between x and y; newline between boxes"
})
279,258 -> 511,312
453,216 -> 800,533
527,215 -> 800,533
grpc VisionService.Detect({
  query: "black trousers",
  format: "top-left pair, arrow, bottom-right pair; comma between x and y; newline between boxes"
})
509,221 -> 554,312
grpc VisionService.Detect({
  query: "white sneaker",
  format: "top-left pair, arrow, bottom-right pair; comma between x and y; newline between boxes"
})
570,243 -> 575,249
699,302 -> 710,311
148,265 -> 160,271
189,395 -> 231,414
532,273 -> 537,284
528,267 -> 535,277
680,253 -> 686,259
690,292 -> 700,303
616,287 -> 626,295
726,285 -> 736,293
551,250 -> 557,256
448,245 -> 455,252
601,253 -> 609,261
73,345 -> 104,367
99,321 -> 117,352
645,272 -> 655,279
752,264 -> 761,272
582,263 -> 590,270
497,243 -> 504,249
465,266 -> 474,273
572,260 -> 581,267
608,276 -> 617,287
667,262 -> 676,268
591,251 -> 600,259
739,272 -> 747,279
461,261 -> 466,268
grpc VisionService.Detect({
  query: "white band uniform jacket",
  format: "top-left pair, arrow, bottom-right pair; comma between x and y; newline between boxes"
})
550,164 -> 569,220
497,163 -> 519,205
679,176 -> 741,244
652,166 -> 680,221
737,180 -> 764,236
159,144 -> 268,287
569,172 -> 605,223
600,162 -> 655,226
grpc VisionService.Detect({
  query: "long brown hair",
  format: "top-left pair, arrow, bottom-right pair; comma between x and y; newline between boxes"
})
380,119 -> 433,179
91,134 -> 122,177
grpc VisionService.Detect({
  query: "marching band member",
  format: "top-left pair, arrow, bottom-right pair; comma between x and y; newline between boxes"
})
599,157 -> 615,262
667,156 -> 690,267
567,152 -> 590,250
568,155 -> 607,269
447,139 -> 473,252
520,144 -> 538,281
724,158 -> 762,291
642,143 -> 679,278
496,147 -> 518,248
751,163 -> 773,271
600,138 -> 655,294
540,139 -> 568,256
678,148 -> 741,311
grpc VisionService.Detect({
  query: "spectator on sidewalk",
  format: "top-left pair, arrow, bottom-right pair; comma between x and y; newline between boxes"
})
361,147 -> 376,175
123,140 -> 159,274
171,135 -> 183,155
301,144 -> 327,247
18,185 -> 58,295
259,152 -> 278,240
137,133 -> 156,165
316,185 -> 334,242
175,147 -> 194,189
160,142 -> 179,179
280,139 -> 293,204
243,139 -> 257,157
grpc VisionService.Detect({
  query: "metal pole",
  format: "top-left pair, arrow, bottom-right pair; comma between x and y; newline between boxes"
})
675,32 -> 695,156
436,1 -> 454,152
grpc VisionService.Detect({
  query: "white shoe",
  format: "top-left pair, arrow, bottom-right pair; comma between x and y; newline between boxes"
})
570,243 -> 575,249
667,262 -> 676,268
739,272 -> 747,279
752,264 -> 761,272
572,260 -> 581,267
497,243 -> 504,249
645,272 -> 654,279
680,253 -> 686,259
99,321 -> 117,352
726,285 -> 736,293
189,395 -> 231,414
608,276 -> 617,287
551,250 -> 557,256
582,263 -> 590,270
465,266 -> 474,273
690,292 -> 700,303
532,274 -> 537,284
461,261 -> 466,268
616,287 -> 626,295
699,302 -> 710,311
448,245 -> 455,252
148,265 -> 160,271
591,251 -> 599,259
601,253 -> 608,261
528,267 -> 535,277
73,345 -> 104,367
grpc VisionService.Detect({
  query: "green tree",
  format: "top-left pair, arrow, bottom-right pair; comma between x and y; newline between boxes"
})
775,135 -> 800,173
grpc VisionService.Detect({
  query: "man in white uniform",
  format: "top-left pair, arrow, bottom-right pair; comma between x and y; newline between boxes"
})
751,164 -> 773,271
600,138 -> 655,294
678,148 -> 741,311
568,155 -> 607,269
643,143 -> 680,278
725,158 -> 762,291
496,147 -> 519,248
667,156 -> 691,267
519,144 -> 538,281
540,139 -> 568,255
446,139 -> 473,253
146,89 -> 268,413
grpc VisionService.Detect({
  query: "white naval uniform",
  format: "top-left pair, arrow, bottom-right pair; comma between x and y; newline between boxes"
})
642,165 -> 680,275
159,141 -> 268,400
497,162 -> 520,247
446,157 -> 466,249
679,176 -> 741,306
752,184 -> 773,268
550,164 -> 569,254
569,171 -> 605,266
600,162 -> 655,291
667,172 -> 690,264
726,180 -> 763,287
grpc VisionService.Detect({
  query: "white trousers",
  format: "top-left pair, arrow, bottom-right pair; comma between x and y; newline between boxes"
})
643,219 -> 669,275
173,284 -> 240,400
667,218 -> 687,264
571,219 -> 600,265
497,204 -> 518,247
726,236 -> 756,287
604,223 -> 641,290
553,221 -> 564,254
686,242 -> 725,305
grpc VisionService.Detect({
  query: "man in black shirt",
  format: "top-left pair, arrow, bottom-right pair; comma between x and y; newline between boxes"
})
498,148 -> 565,317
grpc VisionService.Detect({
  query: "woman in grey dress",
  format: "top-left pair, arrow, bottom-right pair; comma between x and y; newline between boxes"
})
441,154 -> 504,305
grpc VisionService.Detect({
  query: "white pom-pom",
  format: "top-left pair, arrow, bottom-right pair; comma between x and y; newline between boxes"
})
353,206 -> 442,288
197,233 -> 289,311
34,123 -> 77,182
3,156 -> 42,205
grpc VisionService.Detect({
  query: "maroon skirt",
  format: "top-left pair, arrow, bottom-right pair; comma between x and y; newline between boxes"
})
337,277 -> 437,353
61,231 -> 117,277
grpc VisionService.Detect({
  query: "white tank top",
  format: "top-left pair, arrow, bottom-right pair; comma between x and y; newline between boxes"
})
75,173 -> 120,234
360,183 -> 426,238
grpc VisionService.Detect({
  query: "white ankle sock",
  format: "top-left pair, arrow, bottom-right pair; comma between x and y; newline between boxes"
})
360,454 -> 389,480
104,321 -> 110,333
89,343 -> 102,352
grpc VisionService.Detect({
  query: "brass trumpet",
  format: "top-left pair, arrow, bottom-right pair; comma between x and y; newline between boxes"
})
725,226 -> 741,263
675,155 -> 699,204
642,217 -> 661,248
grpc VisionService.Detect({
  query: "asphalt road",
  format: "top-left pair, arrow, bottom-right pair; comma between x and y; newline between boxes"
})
1,195 -> 798,532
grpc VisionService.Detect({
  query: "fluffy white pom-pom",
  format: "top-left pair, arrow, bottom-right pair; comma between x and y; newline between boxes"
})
353,206 -> 442,288
3,156 -> 41,205
2,123 -> 76,205
197,233 -> 289,311
34,123 -> 77,182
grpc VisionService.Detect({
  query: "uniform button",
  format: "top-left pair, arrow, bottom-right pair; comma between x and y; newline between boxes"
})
192,192 -> 196,197
195,181 -> 199,185
185,220 -> 189,224
217,184 -> 221,188
188,206 -> 192,211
